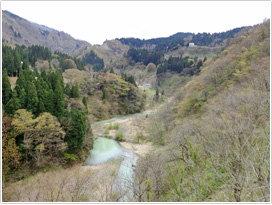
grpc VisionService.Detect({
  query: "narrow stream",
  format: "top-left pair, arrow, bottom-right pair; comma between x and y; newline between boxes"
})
91,112 -> 152,127
112,149 -> 138,202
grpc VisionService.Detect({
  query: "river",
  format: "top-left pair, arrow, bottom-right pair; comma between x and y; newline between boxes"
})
84,112 -> 153,202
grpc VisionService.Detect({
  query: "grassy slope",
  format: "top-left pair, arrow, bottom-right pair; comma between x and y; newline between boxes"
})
137,20 -> 270,202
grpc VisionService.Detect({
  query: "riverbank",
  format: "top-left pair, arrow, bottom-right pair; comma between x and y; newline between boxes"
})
3,106 -> 158,202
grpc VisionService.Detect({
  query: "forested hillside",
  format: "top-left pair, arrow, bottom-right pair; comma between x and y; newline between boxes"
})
133,19 -> 270,202
117,26 -> 250,49
1,8 -> 269,203
2,44 -> 86,77
2,43 -> 144,186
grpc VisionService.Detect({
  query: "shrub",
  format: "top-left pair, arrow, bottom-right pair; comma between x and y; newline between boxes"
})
115,131 -> 123,141
113,123 -> 120,130
134,132 -> 145,143
107,123 -> 119,130
104,129 -> 109,135
63,152 -> 78,163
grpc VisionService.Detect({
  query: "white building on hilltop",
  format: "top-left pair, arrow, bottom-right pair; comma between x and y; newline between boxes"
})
189,43 -> 197,47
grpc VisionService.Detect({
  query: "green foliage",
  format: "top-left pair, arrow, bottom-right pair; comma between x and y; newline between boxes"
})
54,80 -> 65,117
70,85 -> 80,98
63,152 -> 78,162
143,179 -> 153,202
5,90 -> 21,115
110,68 -> 115,74
2,115 -> 22,177
13,68 -> 65,118
64,83 -> 71,96
107,123 -> 119,131
12,109 -> 68,167
121,72 -> 137,87
115,131 -> 123,141
196,59 -> 203,69
82,50 -> 104,71
2,69 -> 12,105
134,132 -> 145,143
82,96 -> 87,107
64,109 -> 86,153
102,88 -> 107,101
157,56 -> 194,75
46,89 -> 55,115
103,129 -> 109,135
54,51 -> 86,71
18,88 -> 27,108
127,47 -> 163,65
2,44 -> 85,78
154,88 -> 159,102
120,27 -> 245,55
112,123 -> 119,130
26,81 -> 39,114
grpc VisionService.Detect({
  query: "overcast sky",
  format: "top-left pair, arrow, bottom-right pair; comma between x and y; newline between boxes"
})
2,1 -> 271,45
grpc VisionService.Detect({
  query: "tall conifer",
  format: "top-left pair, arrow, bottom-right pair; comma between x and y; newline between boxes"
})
2,69 -> 12,105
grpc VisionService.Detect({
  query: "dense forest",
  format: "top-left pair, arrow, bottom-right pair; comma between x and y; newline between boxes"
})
2,42 -> 144,185
117,26 -> 249,49
2,66 -> 88,171
2,44 -> 87,77
82,50 -> 104,71
156,55 -> 205,75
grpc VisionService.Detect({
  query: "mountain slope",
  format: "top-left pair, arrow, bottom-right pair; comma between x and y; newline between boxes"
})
2,10 -> 90,56
134,19 -> 270,202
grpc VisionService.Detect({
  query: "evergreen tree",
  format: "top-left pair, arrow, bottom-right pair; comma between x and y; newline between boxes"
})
64,83 -> 71,97
22,59 -> 29,70
5,50 -> 15,76
41,69 -> 47,80
18,88 -> 27,108
194,55 -> 198,64
15,70 -> 27,97
26,81 -> 39,114
14,50 -> 21,76
46,89 -> 55,115
54,80 -> 65,117
65,109 -> 86,153
37,100 -> 46,115
5,90 -> 21,115
154,88 -> 160,101
2,69 -> 12,105
102,88 -> 107,100
82,96 -> 87,107
127,76 -> 137,87
71,85 -> 80,98
110,68 -> 115,74
196,59 -> 203,69
33,67 -> 39,77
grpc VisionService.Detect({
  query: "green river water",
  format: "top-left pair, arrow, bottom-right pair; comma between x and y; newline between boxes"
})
84,112 -> 153,201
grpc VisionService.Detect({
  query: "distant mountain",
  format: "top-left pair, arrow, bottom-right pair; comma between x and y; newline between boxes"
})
116,26 -> 251,50
2,10 -> 90,56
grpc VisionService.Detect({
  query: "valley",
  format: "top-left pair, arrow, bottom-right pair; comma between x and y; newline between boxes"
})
1,9 -> 270,202
3,103 -> 158,202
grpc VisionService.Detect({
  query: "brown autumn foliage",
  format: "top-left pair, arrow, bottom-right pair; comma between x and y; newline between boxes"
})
2,114 -> 21,176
